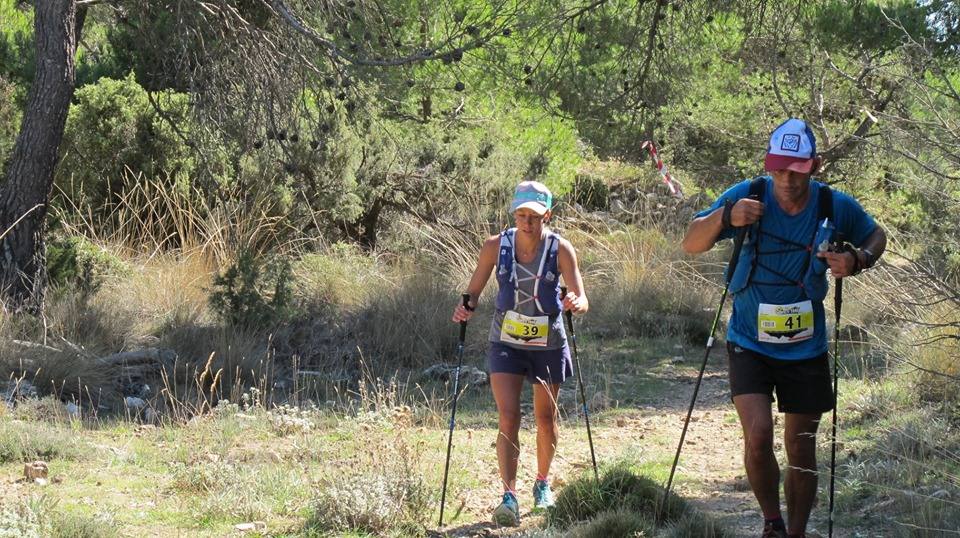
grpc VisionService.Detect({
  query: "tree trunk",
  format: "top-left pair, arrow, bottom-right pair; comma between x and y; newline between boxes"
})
338,198 -> 384,250
0,0 -> 84,313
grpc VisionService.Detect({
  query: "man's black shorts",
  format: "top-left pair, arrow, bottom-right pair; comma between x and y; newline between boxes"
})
726,342 -> 835,414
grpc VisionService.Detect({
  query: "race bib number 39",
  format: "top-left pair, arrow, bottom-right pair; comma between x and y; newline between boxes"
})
757,300 -> 814,344
501,311 -> 549,347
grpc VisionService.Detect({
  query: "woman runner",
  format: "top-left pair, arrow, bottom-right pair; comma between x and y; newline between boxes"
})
451,180 -> 588,527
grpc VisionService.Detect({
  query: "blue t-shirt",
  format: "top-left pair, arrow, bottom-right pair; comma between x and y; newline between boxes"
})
695,177 -> 876,359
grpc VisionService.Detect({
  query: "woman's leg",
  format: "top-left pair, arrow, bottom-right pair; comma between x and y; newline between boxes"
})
532,380 -> 561,479
491,372 -> 526,491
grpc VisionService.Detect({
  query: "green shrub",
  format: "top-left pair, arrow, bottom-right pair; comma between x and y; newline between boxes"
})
0,75 -> 22,175
0,498 -> 43,538
56,74 -> 194,208
169,460 -> 239,494
0,498 -> 116,538
304,474 -> 430,537
548,472 -> 607,527
0,2 -> 33,87
209,251 -> 294,329
46,236 -> 129,291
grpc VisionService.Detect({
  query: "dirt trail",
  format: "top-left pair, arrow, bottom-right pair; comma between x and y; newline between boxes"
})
439,359 -> 844,537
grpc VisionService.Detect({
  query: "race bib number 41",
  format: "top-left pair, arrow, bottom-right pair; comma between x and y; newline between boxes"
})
757,300 -> 814,344
501,311 -> 549,347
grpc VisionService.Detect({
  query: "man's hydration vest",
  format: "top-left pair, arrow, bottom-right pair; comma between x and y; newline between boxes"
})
727,177 -> 835,301
495,228 -> 563,315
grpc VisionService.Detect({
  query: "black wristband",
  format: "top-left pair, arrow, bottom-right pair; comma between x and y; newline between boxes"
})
721,199 -> 734,229
860,248 -> 877,269
847,244 -> 864,276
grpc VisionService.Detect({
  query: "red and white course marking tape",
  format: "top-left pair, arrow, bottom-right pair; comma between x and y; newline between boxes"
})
640,141 -> 683,198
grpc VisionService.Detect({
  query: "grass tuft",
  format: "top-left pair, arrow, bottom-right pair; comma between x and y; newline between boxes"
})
549,465 -> 690,529
47,510 -> 118,538
660,510 -> 735,538
565,509 -> 656,537
0,413 -> 88,463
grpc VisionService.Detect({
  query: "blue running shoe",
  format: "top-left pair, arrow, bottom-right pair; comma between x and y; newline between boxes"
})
492,491 -> 520,527
532,479 -> 555,509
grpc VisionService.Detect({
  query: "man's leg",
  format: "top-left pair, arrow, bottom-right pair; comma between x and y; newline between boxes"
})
532,381 -> 561,478
733,393 -> 782,519
490,373 -> 526,491
783,412 -> 822,534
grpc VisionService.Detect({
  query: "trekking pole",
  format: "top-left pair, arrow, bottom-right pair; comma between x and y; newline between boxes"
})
561,286 -> 599,482
663,215 -> 751,511
439,293 -> 470,527
828,234 -> 845,538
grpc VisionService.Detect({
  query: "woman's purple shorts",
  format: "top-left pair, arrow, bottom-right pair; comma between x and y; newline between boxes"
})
487,341 -> 573,385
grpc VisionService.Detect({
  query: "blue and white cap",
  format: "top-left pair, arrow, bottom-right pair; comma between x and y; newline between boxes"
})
510,181 -> 553,215
764,118 -> 818,174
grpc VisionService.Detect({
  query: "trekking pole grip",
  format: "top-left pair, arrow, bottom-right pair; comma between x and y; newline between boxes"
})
833,232 -> 845,311
724,226 -> 749,284
560,286 -> 573,326
723,194 -> 758,284
459,293 -> 470,341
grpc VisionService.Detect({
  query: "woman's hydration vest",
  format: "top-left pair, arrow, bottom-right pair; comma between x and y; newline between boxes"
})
495,228 -> 563,315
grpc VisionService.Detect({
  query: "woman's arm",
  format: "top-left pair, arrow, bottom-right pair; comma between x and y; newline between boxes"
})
451,235 -> 499,322
557,238 -> 588,314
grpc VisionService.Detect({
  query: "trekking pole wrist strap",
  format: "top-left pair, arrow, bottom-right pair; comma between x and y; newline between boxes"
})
843,244 -> 864,275
721,199 -> 734,229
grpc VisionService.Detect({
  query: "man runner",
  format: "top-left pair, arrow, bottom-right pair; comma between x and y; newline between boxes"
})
681,118 -> 886,537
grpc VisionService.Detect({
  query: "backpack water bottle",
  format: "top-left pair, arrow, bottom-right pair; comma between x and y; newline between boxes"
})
811,218 -> 835,276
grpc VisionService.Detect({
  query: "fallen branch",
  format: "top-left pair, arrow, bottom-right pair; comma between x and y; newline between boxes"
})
11,340 -> 61,353
97,348 -> 177,368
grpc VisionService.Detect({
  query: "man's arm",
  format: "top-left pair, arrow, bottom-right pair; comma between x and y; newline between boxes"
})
681,199 -> 765,254
855,225 -> 887,270
816,225 -> 887,278
681,206 -> 725,254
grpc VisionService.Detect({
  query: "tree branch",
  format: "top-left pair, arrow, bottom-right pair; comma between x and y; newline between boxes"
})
267,0 -> 502,67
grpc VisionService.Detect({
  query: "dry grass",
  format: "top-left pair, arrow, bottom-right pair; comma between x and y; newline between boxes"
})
2,169 -> 956,537
562,222 -> 718,343
28,173 -> 726,411
299,374 -> 445,537
831,379 -> 960,536
54,172 -> 301,267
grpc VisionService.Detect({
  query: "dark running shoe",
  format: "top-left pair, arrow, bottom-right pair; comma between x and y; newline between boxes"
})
762,521 -> 788,538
